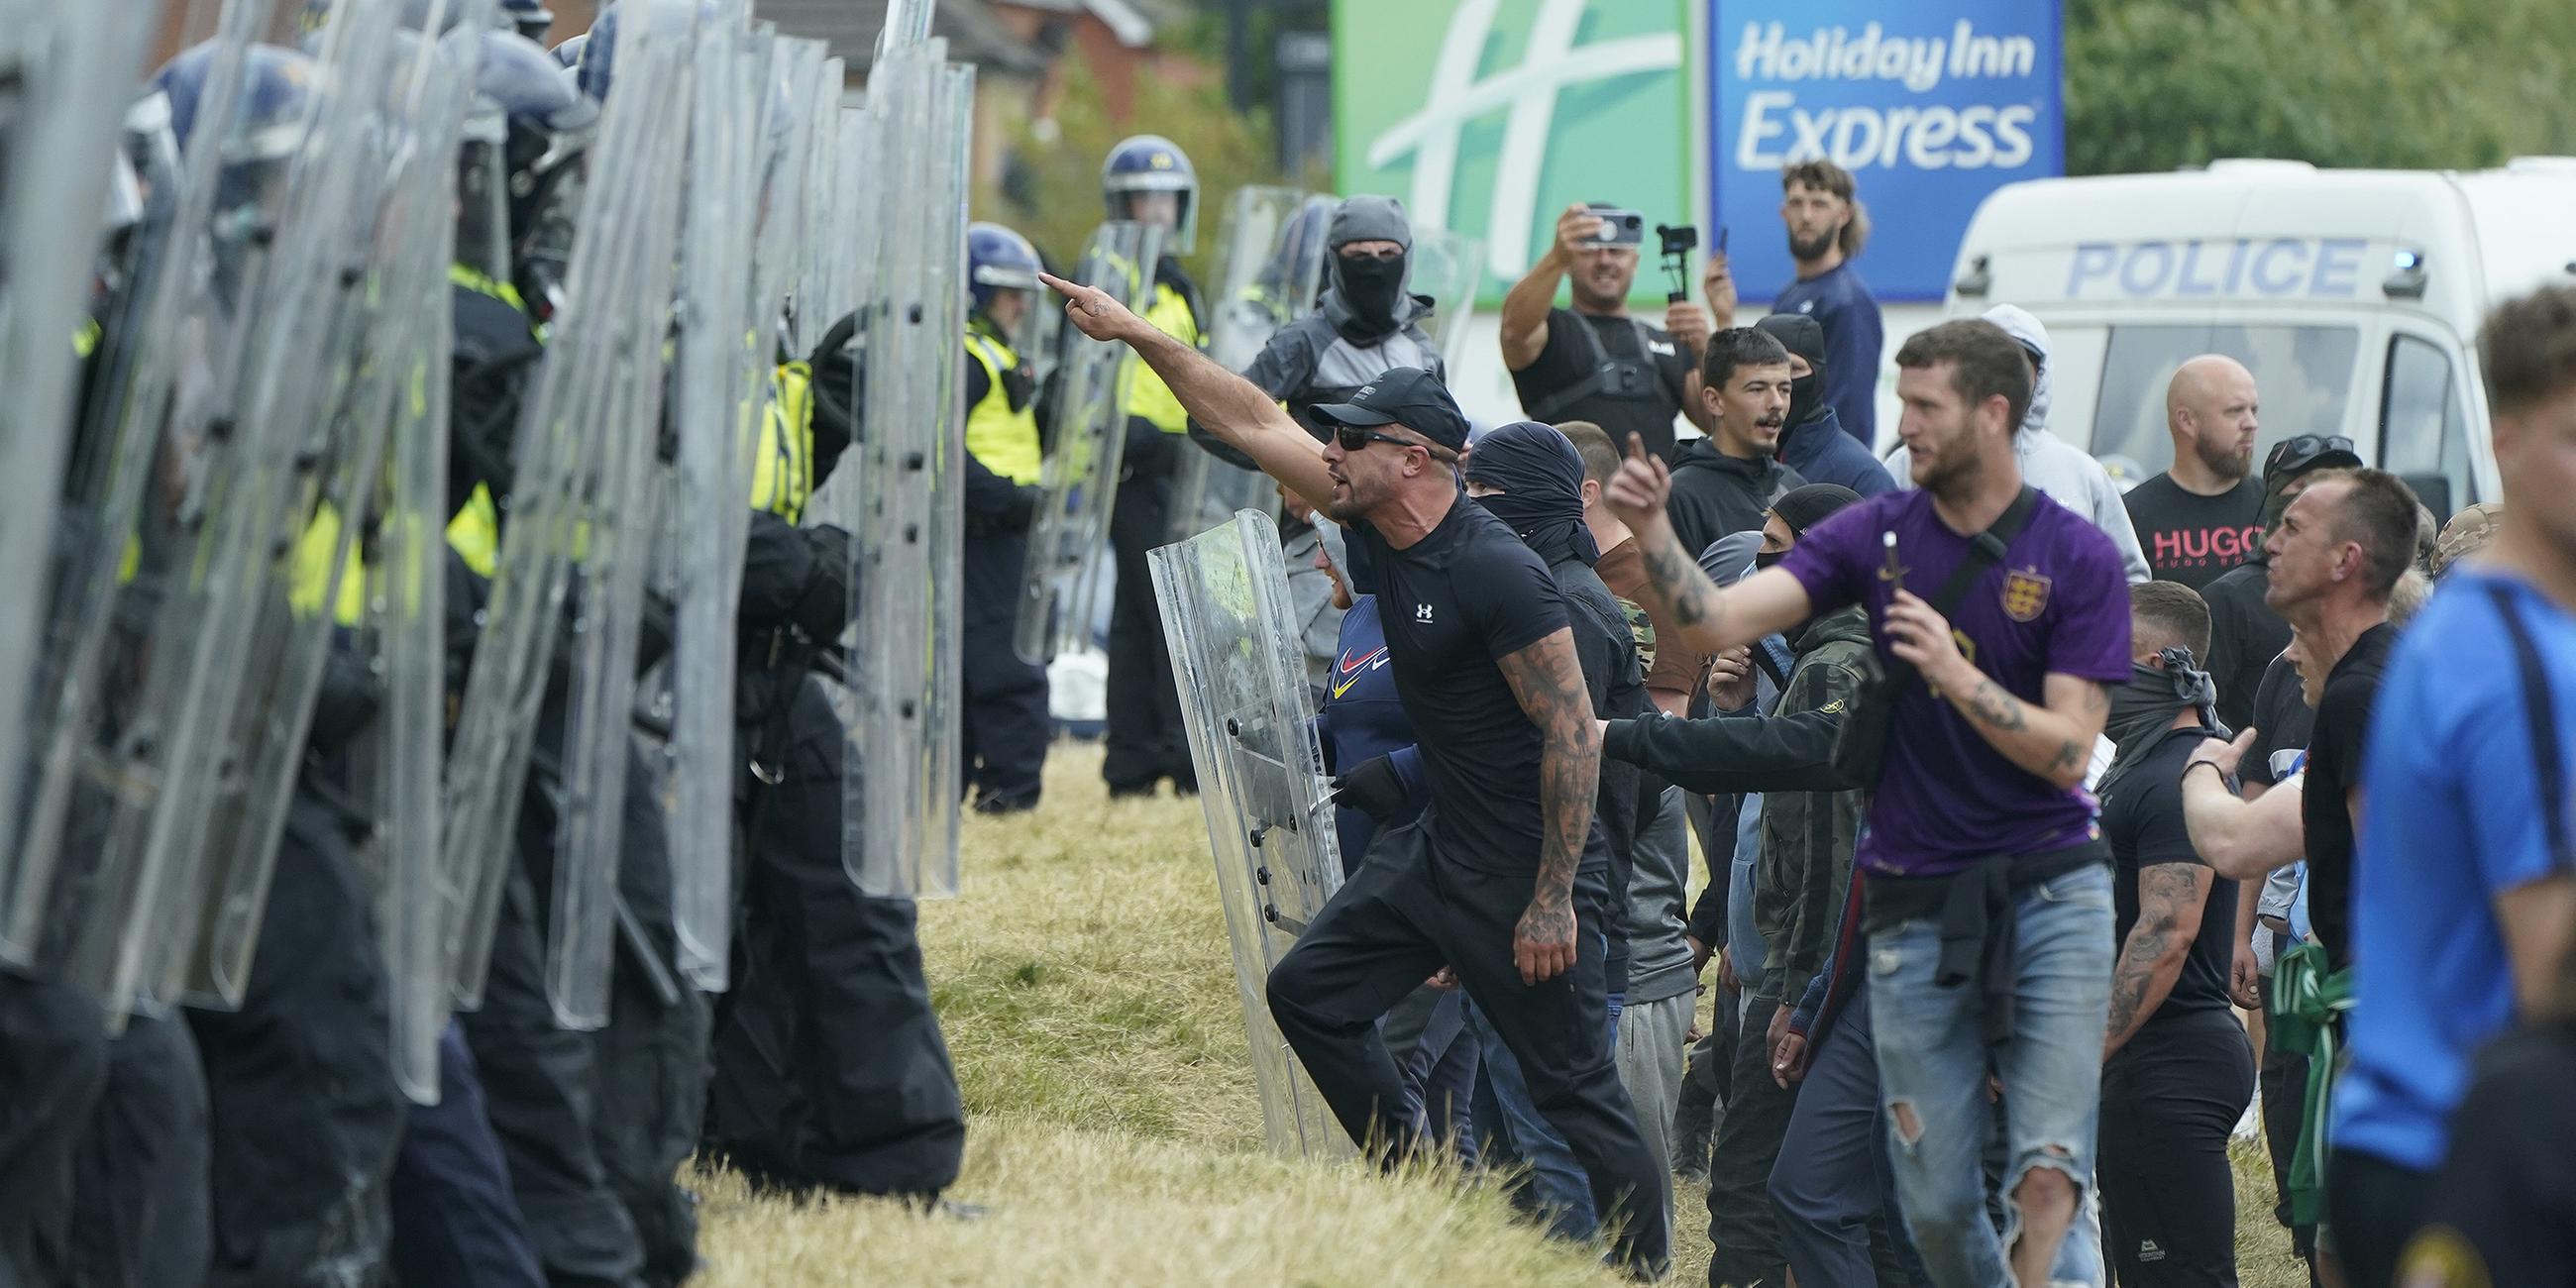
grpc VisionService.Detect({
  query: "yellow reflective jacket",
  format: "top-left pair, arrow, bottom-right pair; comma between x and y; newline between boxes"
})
963,328 -> 1042,485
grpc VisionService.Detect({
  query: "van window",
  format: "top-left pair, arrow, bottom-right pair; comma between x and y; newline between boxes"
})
2379,334 -> 2476,513
2087,325 -> 2360,478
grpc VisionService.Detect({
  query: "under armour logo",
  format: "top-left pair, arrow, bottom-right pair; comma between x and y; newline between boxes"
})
1798,300 -> 1815,313
1415,602 -> 1435,622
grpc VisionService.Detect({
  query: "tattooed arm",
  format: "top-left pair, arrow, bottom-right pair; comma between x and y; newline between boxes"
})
1496,627 -> 1599,985
1881,589 -> 2108,790
2103,861 -> 2210,1059
1601,435 -> 1813,655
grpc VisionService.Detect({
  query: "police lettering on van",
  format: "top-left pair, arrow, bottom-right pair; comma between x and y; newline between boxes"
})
2064,238 -> 2372,301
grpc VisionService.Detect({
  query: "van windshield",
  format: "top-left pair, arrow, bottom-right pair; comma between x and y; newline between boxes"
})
2087,325 -> 2361,478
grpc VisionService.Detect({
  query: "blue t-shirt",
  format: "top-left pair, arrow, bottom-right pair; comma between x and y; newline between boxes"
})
1315,594 -> 1424,869
1771,262 -> 1883,448
2334,570 -> 2576,1170
1776,487 -> 2132,876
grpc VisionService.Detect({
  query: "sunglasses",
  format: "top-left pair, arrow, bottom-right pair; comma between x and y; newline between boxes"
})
2266,434 -> 2357,470
1334,424 -> 1455,461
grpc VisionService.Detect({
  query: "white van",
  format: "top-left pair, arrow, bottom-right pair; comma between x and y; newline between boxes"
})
1944,159 -> 2576,517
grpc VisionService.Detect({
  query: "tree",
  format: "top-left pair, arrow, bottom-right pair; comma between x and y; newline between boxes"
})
2065,0 -> 2576,175
974,66 -> 1303,286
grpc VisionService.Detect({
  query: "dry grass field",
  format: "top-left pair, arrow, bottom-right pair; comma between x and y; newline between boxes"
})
696,744 -> 2308,1287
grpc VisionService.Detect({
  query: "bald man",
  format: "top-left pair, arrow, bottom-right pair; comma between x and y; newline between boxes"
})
2123,355 -> 2267,589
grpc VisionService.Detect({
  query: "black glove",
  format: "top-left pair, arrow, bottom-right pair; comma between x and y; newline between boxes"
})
1330,754 -> 1408,821
1007,485 -> 1042,532
791,524 -> 854,643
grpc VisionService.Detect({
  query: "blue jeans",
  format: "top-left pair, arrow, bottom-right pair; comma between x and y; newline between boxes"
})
1869,862 -> 2113,1288
1466,980 -> 1619,1242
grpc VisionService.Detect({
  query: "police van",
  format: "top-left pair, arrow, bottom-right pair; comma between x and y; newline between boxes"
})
1945,158 -> 2576,516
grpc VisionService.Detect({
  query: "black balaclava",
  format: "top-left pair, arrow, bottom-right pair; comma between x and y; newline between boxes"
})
2100,646 -> 2223,793
1463,420 -> 1598,567
1326,195 -> 1413,340
1755,312 -> 1829,430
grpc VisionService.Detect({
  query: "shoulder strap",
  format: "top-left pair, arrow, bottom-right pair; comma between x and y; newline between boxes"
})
2487,584 -> 2574,872
1926,485 -> 2040,617
1524,311 -> 1618,421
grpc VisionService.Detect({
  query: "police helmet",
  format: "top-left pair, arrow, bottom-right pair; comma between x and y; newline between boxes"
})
968,222 -> 1043,316
499,0 -> 555,43
574,4 -> 619,101
478,29 -> 597,135
155,42 -> 320,194
1101,134 -> 1197,255
550,32 -> 588,69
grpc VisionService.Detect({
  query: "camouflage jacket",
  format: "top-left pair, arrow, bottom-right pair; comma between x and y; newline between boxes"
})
1751,605 -> 1873,1006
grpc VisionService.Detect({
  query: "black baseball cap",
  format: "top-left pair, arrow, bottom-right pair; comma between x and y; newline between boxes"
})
2262,434 -> 2363,484
1310,367 -> 1471,452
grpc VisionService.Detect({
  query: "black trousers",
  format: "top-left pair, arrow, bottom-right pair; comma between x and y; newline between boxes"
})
2324,1149 -> 2435,1288
959,601 -> 1049,809
70,1008 -> 211,1288
704,677 -> 966,1199
0,972 -> 107,1288
2100,1009 -> 2256,1287
1705,997 -> 1798,1288
1265,819 -> 1669,1278
1102,424 -> 1189,792
389,1023 -> 547,1288
188,793 -> 408,1288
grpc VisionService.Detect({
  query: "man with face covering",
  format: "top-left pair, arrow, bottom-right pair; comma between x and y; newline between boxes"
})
1754,313 -> 1896,499
1190,195 -> 1448,467
1457,422 -> 1666,1241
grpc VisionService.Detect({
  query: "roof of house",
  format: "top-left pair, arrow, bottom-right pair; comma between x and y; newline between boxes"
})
762,0 -> 1051,75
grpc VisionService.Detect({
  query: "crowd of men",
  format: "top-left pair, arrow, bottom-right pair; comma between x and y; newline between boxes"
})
9,3 -> 2576,1286
1056,147 -> 2576,1288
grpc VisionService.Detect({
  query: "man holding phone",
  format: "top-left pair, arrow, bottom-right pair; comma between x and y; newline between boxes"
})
1502,201 -> 1725,464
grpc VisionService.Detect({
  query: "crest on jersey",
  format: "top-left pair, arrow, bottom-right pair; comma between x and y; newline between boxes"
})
2001,567 -> 2051,621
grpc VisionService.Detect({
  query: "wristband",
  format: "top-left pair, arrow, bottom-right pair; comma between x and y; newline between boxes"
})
2184,759 -> 2227,785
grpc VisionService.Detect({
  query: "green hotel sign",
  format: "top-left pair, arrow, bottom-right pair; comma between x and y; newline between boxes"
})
1332,0 -> 1694,307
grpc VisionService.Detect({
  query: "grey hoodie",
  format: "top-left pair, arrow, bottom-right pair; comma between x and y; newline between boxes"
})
1883,303 -> 2151,583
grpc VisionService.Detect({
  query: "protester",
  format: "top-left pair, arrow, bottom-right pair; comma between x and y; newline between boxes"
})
1099,134 -> 1211,800
1753,311 -> 1897,498
1049,261 -> 1672,1274
1885,304 -> 2153,584
1665,327 -> 1806,558
2428,500 -> 2503,581
2330,285 -> 2576,1288
1200,193 -> 1446,449
1770,160 -> 1883,448
1281,487 -> 1347,690
2124,356 -> 2267,589
2199,436 -> 2362,731
1502,202 -> 1707,463
1605,317 -> 2132,1286
2095,583 -> 2254,1287
1603,482 -> 1874,1288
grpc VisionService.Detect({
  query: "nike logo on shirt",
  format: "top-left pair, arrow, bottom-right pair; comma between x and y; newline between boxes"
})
1330,646 -> 1391,699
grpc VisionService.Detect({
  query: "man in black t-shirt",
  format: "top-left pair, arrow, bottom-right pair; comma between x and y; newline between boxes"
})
1045,269 -> 1670,1276
1500,202 -> 1709,463
2097,583 -> 2257,1287
2200,437 -> 2360,730
2123,356 -> 2267,589
2182,468 -> 2415,971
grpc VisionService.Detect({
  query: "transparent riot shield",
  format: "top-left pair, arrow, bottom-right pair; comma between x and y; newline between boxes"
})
1149,509 -> 1349,1159
543,0 -> 698,1030
1407,228 -> 1485,363
152,4 -> 497,1012
650,0 -> 762,994
443,0 -> 692,1014
1013,220 -> 1165,667
1165,186 -> 1327,546
839,41 -> 971,901
3,4 -> 273,1003
0,3 -> 161,977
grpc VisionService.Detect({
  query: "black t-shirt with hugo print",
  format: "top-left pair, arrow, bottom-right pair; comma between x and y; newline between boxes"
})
1351,494 -> 1608,877
2123,475 -> 2266,590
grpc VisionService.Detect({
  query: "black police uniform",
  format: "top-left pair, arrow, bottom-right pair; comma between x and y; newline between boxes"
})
1102,257 -> 1207,795
959,318 -> 1050,811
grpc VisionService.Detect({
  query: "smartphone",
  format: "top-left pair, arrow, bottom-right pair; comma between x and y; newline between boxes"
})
1583,203 -> 1646,248
1718,225 -> 1730,256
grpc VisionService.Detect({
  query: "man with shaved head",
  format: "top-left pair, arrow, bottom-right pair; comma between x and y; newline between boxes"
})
2124,355 -> 2267,589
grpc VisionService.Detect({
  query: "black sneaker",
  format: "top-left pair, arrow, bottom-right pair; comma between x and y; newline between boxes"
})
973,795 -> 1038,816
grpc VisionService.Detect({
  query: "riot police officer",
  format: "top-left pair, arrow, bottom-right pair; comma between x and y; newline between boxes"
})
1099,134 -> 1208,799
959,222 -> 1052,814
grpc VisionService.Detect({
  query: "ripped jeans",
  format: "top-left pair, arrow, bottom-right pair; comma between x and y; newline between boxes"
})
1869,863 -> 2113,1288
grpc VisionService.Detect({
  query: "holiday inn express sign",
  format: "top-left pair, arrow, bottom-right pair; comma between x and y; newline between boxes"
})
1332,0 -> 2061,306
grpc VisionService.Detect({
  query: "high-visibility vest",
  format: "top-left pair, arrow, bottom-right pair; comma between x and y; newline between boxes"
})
1124,278 -> 1202,434
963,329 -> 1042,485
749,362 -> 814,523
